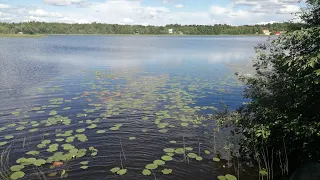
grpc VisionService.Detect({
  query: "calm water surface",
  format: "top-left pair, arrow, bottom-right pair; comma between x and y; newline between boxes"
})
0,36 -> 268,180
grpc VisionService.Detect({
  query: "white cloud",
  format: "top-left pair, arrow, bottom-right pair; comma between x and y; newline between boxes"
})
44,0 -> 85,6
28,9 -> 63,17
279,4 -> 301,14
211,6 -> 229,15
175,4 -> 184,8
0,3 -> 10,8
0,0 -> 303,25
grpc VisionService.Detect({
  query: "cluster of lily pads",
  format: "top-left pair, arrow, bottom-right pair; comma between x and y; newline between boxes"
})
0,68 -> 243,179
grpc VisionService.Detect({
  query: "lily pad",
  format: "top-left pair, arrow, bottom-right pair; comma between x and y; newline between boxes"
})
76,129 -> 85,133
129,137 -> 136,140
80,166 -> 88,170
218,176 -> 227,180
10,165 -> 25,172
110,167 -> 120,173
161,155 -> 173,161
213,157 -> 221,162
142,169 -> 151,176
34,159 -> 46,166
205,150 -> 211,155
181,123 -> 189,127
10,171 -> 25,180
153,160 -> 165,165
196,156 -> 203,161
163,148 -> 175,153
187,153 -> 197,159
169,141 -> 176,144
0,141 -> 8,146
5,135 -> 14,140
175,148 -> 185,154
26,151 -> 39,155
225,174 -> 237,180
145,164 -> 158,170
162,168 -> 173,175
96,130 -> 106,134
117,169 -> 127,175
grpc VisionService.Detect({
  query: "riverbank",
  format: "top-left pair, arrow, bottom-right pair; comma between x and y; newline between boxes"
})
0,33 -> 272,38
0,34 -> 46,38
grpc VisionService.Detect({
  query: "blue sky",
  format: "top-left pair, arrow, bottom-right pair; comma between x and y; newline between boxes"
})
0,0 -> 303,25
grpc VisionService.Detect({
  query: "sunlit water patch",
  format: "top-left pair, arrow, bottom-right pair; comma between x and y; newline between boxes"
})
0,35 -> 268,180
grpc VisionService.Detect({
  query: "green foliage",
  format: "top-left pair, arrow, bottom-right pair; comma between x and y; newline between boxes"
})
0,22 -> 299,35
236,1 -> 320,176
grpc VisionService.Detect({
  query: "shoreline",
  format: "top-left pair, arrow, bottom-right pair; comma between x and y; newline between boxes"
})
0,33 -> 272,38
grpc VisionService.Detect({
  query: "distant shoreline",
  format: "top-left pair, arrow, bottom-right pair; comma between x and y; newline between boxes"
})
0,33 -> 273,38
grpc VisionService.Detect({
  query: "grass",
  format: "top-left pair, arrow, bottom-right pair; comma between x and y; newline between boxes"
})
0,34 -> 46,38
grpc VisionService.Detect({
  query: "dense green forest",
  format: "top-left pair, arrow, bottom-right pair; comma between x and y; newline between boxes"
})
0,21 -> 303,35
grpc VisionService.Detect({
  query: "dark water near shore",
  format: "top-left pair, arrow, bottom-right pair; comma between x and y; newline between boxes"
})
0,35 -> 268,180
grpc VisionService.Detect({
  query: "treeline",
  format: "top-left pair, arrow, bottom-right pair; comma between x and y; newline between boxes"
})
0,21 -> 304,35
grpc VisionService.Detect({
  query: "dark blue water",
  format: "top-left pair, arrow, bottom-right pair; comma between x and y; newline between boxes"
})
0,35 -> 268,180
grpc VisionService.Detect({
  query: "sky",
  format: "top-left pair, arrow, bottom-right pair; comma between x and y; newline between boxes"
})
0,0 -> 304,26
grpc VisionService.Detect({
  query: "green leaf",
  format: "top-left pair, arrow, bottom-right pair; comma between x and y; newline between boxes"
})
153,160 -> 165,165
142,169 -> 151,176
225,174 -> 237,180
110,167 -> 120,173
161,155 -> 173,161
196,156 -> 203,161
33,159 -> 46,166
80,161 -> 89,165
129,137 -> 136,140
145,164 -> 158,170
10,171 -> 25,180
163,148 -> 175,153
5,135 -> 14,140
187,153 -> 197,159
205,150 -> 211,154
10,165 -> 25,172
117,169 -> 127,175
213,157 -> 221,162
162,168 -> 173,175
0,141 -> 8,146
26,151 -> 39,155
80,166 -> 88,170
218,176 -> 227,180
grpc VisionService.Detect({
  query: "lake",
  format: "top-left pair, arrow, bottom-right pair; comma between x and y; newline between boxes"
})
0,35 -> 269,180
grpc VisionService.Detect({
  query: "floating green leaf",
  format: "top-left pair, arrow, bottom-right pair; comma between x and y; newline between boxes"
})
0,141 -> 8,146
161,155 -> 173,161
110,167 -> 120,173
213,157 -> 221,162
142,169 -> 151,176
181,123 -> 189,127
80,166 -> 88,170
34,159 -> 46,166
5,135 -> 14,140
117,169 -> 127,175
162,168 -> 172,175
205,150 -> 211,155
196,156 -> 203,161
169,141 -> 176,144
225,174 -> 237,180
218,176 -> 227,180
129,137 -> 136,140
76,128 -> 85,133
26,151 -> 39,156
187,153 -> 197,159
153,160 -> 165,165
145,164 -> 158,170
10,171 -> 25,180
96,130 -> 106,134
80,161 -> 89,165
163,148 -> 175,153
10,165 -> 24,172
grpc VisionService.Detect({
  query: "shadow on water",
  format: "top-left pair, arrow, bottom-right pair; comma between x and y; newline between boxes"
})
0,36 -> 268,180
